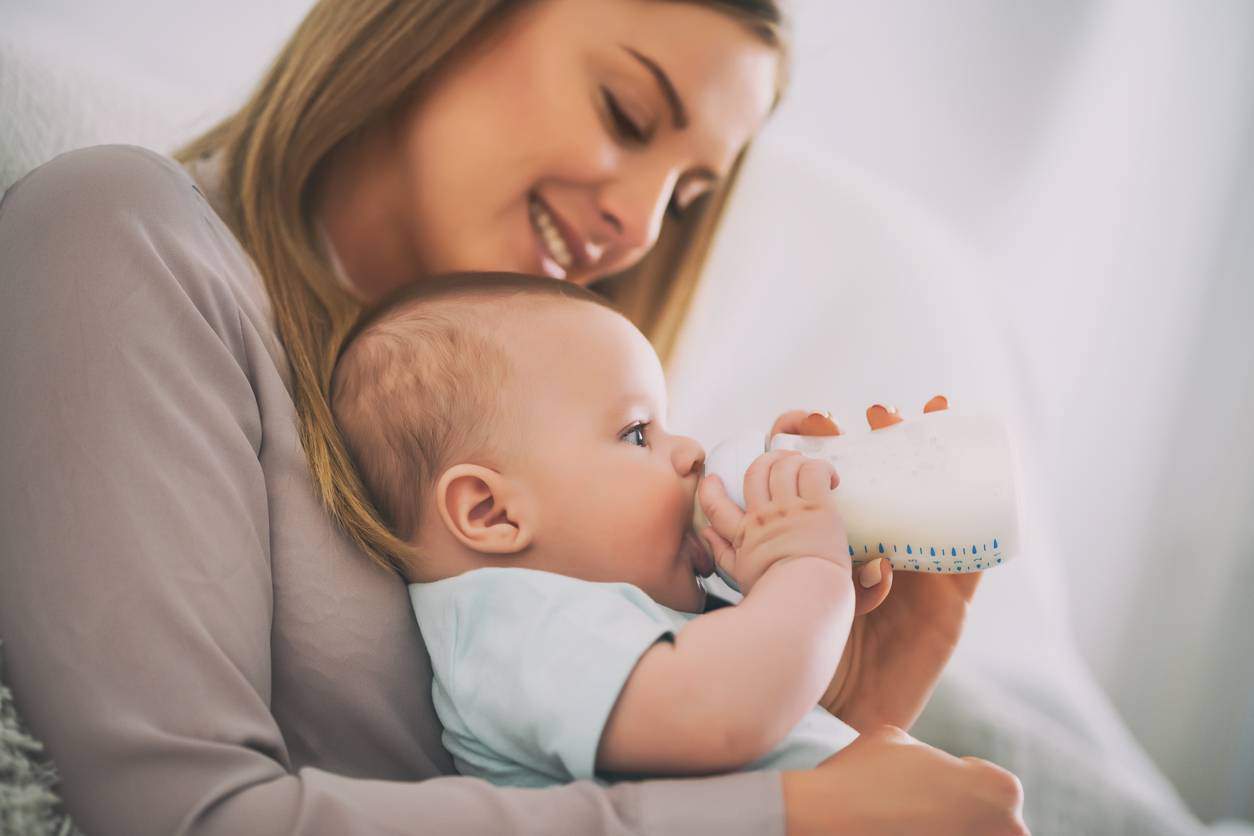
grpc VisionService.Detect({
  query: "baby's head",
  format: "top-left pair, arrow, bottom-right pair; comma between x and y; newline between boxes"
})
331,272 -> 710,612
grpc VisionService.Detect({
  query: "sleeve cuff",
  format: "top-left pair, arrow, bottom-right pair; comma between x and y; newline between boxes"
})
619,769 -> 786,836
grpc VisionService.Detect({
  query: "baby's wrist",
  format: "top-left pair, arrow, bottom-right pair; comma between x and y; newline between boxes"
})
758,555 -> 852,591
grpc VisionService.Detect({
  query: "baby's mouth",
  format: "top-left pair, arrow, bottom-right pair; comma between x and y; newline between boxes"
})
681,527 -> 715,577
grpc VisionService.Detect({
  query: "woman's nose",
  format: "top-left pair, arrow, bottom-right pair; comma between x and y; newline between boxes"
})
672,436 -> 706,479
596,167 -> 675,255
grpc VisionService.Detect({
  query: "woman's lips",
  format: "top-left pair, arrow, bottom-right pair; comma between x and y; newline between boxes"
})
528,194 -> 578,280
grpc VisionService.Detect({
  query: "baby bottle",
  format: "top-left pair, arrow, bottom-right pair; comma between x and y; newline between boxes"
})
699,409 -> 1022,592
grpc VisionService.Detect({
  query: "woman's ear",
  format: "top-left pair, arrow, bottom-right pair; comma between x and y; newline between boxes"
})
433,464 -> 534,555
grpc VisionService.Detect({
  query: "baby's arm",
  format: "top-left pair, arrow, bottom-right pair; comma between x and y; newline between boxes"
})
597,556 -> 853,776
597,450 -> 854,777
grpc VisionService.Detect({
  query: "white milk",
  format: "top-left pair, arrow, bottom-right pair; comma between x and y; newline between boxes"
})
700,412 -> 1022,590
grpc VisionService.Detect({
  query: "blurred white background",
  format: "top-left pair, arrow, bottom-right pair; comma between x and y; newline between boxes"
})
2,0 -> 1251,829
671,0 -> 1254,825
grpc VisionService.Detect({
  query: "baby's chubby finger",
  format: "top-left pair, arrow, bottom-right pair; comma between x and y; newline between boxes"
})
699,525 -> 735,576
768,452 -> 815,502
744,449 -> 802,509
797,457 -> 839,500
698,474 -> 745,541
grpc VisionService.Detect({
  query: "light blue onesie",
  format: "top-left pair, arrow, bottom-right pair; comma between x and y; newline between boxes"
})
409,567 -> 859,788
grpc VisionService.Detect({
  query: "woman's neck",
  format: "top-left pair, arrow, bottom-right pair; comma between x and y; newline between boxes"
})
313,122 -> 426,304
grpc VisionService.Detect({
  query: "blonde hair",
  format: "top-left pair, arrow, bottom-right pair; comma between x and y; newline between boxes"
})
176,0 -> 787,574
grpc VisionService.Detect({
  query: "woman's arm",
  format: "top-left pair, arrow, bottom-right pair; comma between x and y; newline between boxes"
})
597,557 -> 854,775
0,146 -> 786,836
783,725 -> 1029,836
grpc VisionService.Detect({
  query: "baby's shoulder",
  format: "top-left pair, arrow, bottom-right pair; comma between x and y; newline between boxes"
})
413,567 -> 676,635
418,567 -> 630,612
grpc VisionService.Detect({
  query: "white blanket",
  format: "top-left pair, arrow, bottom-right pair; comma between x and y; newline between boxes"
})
915,657 -> 1251,835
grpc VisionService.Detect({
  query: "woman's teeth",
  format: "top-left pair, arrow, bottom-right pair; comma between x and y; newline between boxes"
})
529,198 -> 574,270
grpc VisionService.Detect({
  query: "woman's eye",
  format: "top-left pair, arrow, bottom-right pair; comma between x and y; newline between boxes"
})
621,422 -> 650,447
602,88 -> 648,143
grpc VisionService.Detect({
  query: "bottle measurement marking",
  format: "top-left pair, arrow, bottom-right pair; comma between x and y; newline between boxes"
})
853,539 -> 1002,572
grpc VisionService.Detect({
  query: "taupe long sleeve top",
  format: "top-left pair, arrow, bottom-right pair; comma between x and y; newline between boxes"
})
0,145 -> 785,835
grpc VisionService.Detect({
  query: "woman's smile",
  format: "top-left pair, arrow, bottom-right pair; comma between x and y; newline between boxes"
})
311,0 -> 778,298
528,192 -> 581,279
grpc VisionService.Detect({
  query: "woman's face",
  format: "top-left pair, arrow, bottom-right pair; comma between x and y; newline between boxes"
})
394,0 -> 779,287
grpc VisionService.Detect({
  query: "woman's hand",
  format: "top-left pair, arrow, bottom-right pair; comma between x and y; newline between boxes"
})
769,398 -> 982,733
783,725 -> 1029,836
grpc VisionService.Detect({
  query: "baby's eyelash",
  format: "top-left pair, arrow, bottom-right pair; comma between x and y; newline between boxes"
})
621,421 -> 650,447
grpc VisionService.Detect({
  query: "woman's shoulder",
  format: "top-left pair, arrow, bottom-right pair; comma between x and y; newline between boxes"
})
3,144 -> 203,222
1,144 -> 265,337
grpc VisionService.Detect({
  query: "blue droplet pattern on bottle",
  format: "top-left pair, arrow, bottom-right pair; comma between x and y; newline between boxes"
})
847,538 -> 1005,573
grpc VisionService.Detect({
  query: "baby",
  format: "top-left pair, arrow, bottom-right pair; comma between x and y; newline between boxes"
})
330,271 -> 876,787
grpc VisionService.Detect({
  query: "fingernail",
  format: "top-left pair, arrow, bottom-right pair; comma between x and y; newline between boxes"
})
867,405 -> 904,430
800,411 -> 841,436
859,558 -> 883,588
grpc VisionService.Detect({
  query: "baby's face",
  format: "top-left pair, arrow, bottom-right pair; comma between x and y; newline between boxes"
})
503,301 -> 709,612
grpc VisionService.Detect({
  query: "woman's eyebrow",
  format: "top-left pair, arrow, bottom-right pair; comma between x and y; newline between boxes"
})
620,45 -> 688,130
619,45 -> 724,185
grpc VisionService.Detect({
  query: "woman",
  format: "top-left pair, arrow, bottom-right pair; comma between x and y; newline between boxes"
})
0,0 -> 1026,833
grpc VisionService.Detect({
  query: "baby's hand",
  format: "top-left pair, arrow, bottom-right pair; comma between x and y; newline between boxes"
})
698,450 -> 851,595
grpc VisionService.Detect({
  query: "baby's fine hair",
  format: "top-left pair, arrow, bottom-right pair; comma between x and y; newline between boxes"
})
330,272 -> 619,544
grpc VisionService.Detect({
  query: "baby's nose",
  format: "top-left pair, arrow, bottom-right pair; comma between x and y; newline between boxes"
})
673,437 -> 706,478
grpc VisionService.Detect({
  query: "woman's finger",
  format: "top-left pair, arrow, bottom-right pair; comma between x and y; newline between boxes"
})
798,457 -> 839,500
698,475 -> 744,542
853,558 -> 893,616
768,409 -> 811,443
949,567 -> 982,601
798,411 -> 841,436
867,404 -> 903,430
744,449 -> 799,509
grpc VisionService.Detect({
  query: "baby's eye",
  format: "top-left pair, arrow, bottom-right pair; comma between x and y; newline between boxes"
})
621,421 -> 650,448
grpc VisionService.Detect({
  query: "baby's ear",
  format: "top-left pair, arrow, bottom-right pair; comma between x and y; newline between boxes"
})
433,464 -> 534,555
